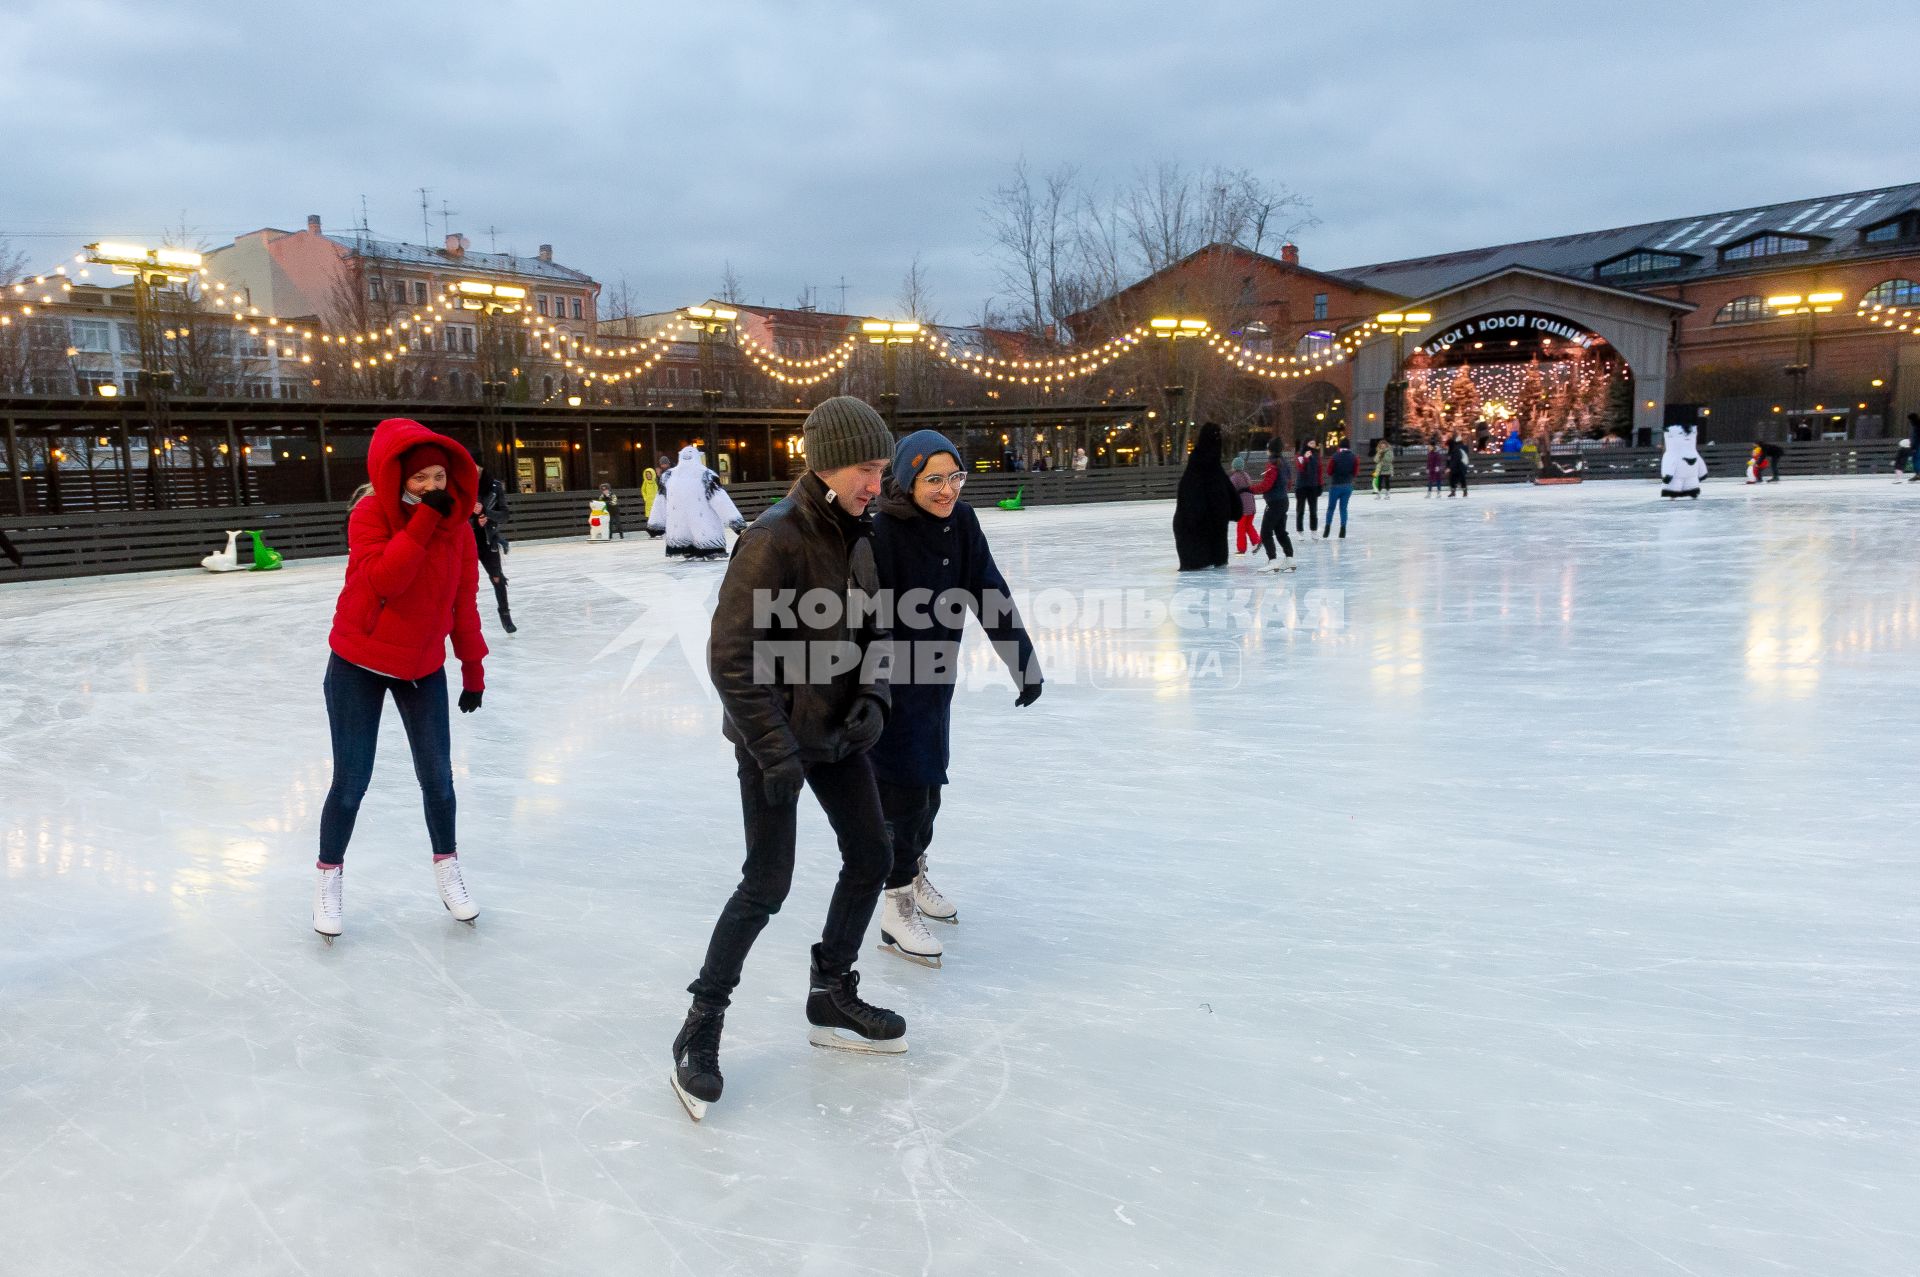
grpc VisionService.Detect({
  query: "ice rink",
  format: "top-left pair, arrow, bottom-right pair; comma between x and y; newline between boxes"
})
2,477 -> 1917,1275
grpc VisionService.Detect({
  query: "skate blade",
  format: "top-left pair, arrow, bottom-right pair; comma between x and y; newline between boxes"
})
919,910 -> 958,925
670,1073 -> 709,1123
879,941 -> 942,969
317,931 -> 337,946
808,1026 -> 908,1055
442,902 -> 480,924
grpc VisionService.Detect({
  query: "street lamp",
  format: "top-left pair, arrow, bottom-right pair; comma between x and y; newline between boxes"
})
686,306 -> 738,471
862,319 -> 921,424
1766,290 -> 1844,432
452,280 -> 527,462
1375,311 -> 1433,447
84,242 -> 201,508
1149,317 -> 1207,461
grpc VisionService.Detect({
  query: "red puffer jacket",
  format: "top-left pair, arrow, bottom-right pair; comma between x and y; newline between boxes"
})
328,419 -> 488,691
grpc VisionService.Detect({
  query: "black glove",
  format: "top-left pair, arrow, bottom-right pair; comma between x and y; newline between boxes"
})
843,695 -> 886,752
729,519 -> 747,534
458,689 -> 483,714
418,489 -> 456,518
762,754 -> 804,806
1015,680 -> 1044,708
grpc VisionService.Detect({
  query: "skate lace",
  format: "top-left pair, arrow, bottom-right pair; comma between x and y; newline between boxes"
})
436,859 -> 470,905
914,860 -> 949,909
682,1011 -> 723,1071
832,970 -> 888,1019
897,895 -> 935,944
320,871 -> 343,917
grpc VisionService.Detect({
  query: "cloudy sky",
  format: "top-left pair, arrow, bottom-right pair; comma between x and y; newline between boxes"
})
4,0 -> 1915,320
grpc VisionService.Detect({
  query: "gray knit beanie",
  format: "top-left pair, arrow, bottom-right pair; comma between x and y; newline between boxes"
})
803,396 -> 894,472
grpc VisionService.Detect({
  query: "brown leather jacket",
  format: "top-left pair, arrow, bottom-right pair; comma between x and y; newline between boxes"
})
709,471 -> 893,766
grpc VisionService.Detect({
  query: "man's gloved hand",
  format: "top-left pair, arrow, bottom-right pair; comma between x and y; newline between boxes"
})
843,695 -> 886,752
458,689 -> 483,714
762,754 -> 804,806
1015,680 -> 1044,708
418,489 -> 456,518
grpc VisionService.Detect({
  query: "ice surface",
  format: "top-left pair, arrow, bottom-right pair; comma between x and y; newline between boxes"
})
2,478 -> 1917,1275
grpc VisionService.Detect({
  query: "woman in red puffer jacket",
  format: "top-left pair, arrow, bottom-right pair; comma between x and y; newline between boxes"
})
313,418 -> 488,942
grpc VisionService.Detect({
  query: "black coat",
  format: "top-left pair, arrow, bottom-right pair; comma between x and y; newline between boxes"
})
1172,427 -> 1237,570
709,472 -> 892,767
471,471 -> 512,561
869,481 -> 1040,786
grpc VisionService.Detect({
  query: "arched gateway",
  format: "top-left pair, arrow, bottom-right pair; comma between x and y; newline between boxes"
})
1350,266 -> 1693,448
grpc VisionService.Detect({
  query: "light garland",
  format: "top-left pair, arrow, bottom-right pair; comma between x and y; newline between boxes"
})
1858,301 -> 1918,332
917,325 -> 1151,373
735,337 -> 856,386
735,328 -> 860,369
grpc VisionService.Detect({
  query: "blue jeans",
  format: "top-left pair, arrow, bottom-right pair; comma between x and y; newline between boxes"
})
319,652 -> 456,865
1324,484 -> 1353,531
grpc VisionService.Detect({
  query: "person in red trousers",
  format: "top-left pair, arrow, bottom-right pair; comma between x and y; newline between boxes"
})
314,418 -> 488,942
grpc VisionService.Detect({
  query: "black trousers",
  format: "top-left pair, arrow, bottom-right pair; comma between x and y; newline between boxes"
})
1259,499 -> 1293,560
877,780 -> 943,890
1294,487 -> 1320,532
478,544 -> 510,614
1449,468 -> 1469,496
688,747 -> 891,1008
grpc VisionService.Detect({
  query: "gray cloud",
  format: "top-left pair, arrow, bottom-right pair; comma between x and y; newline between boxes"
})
4,0 -> 1915,314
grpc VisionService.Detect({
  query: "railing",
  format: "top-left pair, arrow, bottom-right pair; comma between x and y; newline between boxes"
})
1383,438 -> 1901,484
0,441 -> 1894,583
0,467 -> 1183,582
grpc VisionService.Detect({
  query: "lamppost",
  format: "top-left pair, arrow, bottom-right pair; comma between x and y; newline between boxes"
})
861,319 -> 922,425
1149,316 -> 1207,461
84,242 -> 201,508
686,305 -> 738,470
452,280 -> 527,464
1766,289 -> 1844,435
1374,311 -> 1433,448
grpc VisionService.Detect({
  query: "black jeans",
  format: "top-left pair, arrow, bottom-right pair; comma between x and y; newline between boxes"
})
1295,487 -> 1320,532
1259,499 -> 1293,560
877,780 -> 944,890
478,544 -> 510,614
318,652 -> 455,865
1449,468 -> 1469,496
688,747 -> 891,1008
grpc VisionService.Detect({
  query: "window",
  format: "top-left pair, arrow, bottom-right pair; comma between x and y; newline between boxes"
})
1295,330 -> 1335,357
116,322 -> 139,352
542,375 -> 554,398
571,298 -> 583,320
368,277 -> 384,302
1721,234 -> 1811,261
1863,279 -> 1920,308
237,333 -> 268,359
537,296 -> 549,316
69,319 -> 111,352
1861,212 -> 1920,246
453,325 -> 476,354
1597,251 -> 1686,278
1713,295 -> 1769,324
1312,293 -> 1328,321
413,281 -> 429,304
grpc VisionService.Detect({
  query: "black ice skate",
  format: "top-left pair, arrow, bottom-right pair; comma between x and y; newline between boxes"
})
670,1002 -> 725,1122
807,949 -> 907,1054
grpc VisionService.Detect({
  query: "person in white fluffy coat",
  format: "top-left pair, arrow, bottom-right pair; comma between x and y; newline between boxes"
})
1659,424 -> 1709,500
659,444 -> 746,558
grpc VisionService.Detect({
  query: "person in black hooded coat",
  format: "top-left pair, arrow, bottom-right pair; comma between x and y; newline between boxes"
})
1172,422 -> 1237,570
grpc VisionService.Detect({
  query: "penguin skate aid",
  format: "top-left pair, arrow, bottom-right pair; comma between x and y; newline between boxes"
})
672,397 -> 910,1122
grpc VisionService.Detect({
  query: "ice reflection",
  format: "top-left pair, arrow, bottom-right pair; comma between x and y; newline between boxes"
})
1746,578 -> 1823,696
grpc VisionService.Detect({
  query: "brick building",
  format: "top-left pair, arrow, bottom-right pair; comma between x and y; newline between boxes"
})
1073,183 -> 1920,448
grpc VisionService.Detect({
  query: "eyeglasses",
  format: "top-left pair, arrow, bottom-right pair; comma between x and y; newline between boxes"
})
918,471 -> 967,491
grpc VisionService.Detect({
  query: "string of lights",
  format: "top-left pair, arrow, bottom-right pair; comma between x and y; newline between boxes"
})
734,328 -> 860,369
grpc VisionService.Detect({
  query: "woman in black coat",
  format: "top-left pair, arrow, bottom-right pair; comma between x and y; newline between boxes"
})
869,429 -> 1042,966
1172,422 -> 1237,570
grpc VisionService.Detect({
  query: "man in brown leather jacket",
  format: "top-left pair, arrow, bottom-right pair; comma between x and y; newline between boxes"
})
670,396 -> 908,1121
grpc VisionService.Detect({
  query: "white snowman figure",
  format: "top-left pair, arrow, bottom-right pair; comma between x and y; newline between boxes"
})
1660,424 -> 1709,499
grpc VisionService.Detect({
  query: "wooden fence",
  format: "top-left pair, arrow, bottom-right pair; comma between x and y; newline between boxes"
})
0,467 -> 1183,582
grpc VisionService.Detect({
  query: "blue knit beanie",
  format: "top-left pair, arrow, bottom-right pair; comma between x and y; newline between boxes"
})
891,429 -> 962,486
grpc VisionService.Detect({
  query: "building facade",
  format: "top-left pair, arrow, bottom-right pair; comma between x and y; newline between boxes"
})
204,217 -> 600,401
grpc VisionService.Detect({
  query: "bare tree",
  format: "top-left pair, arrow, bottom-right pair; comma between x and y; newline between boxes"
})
896,253 -> 939,324
718,262 -> 745,304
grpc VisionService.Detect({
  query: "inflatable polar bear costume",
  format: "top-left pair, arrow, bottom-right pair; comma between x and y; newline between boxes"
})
1660,424 -> 1709,499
